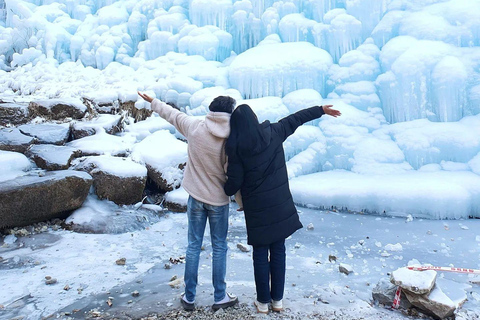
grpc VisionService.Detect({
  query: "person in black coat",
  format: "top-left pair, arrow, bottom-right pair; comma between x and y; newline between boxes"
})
223,103 -> 341,313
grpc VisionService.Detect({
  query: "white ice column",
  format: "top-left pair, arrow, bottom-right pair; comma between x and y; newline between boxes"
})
189,0 -> 234,30
431,56 -> 467,122
250,0 -> 275,18
322,9 -> 361,63
306,0 -> 345,21
278,13 -> 316,43
230,10 -> 262,54
346,0 -> 388,40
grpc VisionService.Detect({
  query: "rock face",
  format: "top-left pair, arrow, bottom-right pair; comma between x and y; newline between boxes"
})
0,170 -> 93,229
18,123 -> 70,145
27,145 -> 81,170
0,128 -> 36,153
28,99 -> 87,120
0,103 -> 29,126
74,156 -> 147,205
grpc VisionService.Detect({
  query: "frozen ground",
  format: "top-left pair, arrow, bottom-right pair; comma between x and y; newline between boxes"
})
1,199 -> 480,320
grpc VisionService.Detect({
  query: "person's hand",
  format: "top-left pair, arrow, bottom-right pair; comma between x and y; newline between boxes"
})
322,105 -> 341,117
138,91 -> 153,103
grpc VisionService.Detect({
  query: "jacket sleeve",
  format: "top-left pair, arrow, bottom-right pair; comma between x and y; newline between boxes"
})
151,99 -> 199,138
224,153 -> 244,196
274,106 -> 325,141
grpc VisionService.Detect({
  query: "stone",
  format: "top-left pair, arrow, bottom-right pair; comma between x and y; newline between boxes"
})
0,128 -> 35,153
131,290 -> 140,297
0,102 -> 29,126
164,187 -> 188,212
45,277 -> 57,285
71,114 -> 123,139
403,284 -> 456,319
328,255 -> 337,262
130,130 -> 187,192
27,145 -> 81,171
74,155 -> 147,205
391,267 -> 437,295
372,277 -> 412,309
237,243 -> 250,252
339,263 -> 353,275
0,170 -> 92,229
168,276 -> 184,288
116,258 -> 126,265
18,123 -> 70,145
28,99 -> 87,120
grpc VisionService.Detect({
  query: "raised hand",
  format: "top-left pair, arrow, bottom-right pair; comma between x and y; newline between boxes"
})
138,91 -> 153,103
322,105 -> 341,117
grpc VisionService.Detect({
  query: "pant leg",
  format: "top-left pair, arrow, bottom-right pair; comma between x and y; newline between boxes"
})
252,244 -> 271,303
269,239 -> 286,301
206,202 -> 229,302
184,196 -> 208,302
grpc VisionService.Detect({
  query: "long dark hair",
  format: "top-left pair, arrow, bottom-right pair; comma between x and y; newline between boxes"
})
226,104 -> 269,157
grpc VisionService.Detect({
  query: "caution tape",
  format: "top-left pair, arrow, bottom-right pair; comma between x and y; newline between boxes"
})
407,265 -> 480,274
392,286 -> 402,309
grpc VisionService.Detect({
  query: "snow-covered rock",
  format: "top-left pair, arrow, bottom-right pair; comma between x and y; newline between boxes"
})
71,114 -> 123,140
27,144 -> 80,170
130,130 -> 187,191
74,155 -> 147,205
0,103 -> 29,126
0,170 -> 92,229
390,267 -> 436,295
28,99 -> 87,120
0,128 -> 36,153
18,123 -> 70,145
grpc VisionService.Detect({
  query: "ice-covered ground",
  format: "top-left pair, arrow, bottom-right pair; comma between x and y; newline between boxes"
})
1,199 -> 480,320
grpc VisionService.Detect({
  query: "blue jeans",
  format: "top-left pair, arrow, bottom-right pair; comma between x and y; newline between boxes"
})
252,239 -> 286,303
184,196 -> 229,303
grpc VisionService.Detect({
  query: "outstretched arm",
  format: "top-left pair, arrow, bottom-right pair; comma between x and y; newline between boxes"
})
138,91 -> 199,138
275,105 -> 340,141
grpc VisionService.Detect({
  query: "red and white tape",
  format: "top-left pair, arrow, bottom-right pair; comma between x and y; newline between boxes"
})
407,265 -> 480,274
391,265 -> 480,309
392,286 -> 402,309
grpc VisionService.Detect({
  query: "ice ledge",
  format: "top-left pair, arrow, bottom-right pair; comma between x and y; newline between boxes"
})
290,170 -> 480,219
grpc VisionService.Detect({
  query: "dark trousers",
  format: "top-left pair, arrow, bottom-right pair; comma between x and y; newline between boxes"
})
252,239 -> 286,303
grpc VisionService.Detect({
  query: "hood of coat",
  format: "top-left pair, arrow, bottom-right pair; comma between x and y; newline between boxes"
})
205,111 -> 231,138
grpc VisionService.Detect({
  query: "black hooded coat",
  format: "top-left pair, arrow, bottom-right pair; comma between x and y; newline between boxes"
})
224,106 -> 325,246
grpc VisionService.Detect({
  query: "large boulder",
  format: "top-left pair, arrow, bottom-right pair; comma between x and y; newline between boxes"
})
0,170 -> 93,229
71,114 -> 123,139
27,145 -> 81,170
0,128 -> 36,153
0,102 -> 29,126
130,130 -> 187,192
74,155 -> 147,205
18,123 -> 70,145
28,98 -> 87,120
403,285 -> 456,319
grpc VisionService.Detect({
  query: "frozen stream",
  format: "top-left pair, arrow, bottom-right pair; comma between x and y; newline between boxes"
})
1,203 -> 480,319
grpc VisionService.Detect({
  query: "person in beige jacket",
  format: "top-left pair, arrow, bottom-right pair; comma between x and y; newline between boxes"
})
138,92 -> 238,311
